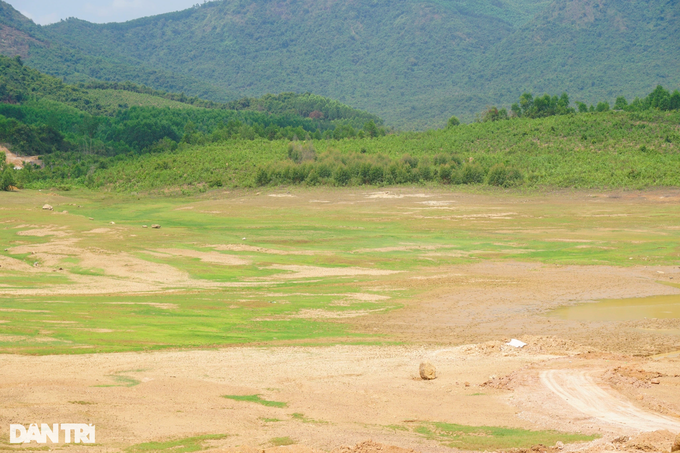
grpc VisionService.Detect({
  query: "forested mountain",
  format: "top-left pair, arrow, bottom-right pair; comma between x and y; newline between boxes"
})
0,0 -> 678,128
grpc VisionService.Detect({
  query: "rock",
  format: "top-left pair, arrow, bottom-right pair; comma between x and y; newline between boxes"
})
672,433 -> 680,452
419,361 -> 436,380
42,204 -> 53,210
89,217 -> 94,220
142,225 -> 148,228
555,441 -> 564,450
110,221 -> 115,225
151,224 -> 161,229
464,381 -> 470,387
651,378 -> 660,384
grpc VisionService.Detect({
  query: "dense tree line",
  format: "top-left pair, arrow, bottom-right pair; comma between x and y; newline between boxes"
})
472,85 -> 680,124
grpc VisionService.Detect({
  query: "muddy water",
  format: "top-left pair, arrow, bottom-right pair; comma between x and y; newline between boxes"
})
550,294 -> 680,321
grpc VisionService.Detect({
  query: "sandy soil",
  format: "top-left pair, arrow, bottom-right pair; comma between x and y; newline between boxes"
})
2,146 -> 43,169
1,344 -> 678,453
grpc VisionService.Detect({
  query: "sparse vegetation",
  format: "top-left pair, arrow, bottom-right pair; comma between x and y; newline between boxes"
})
126,434 -> 228,453
222,395 -> 287,408
269,437 -> 295,447
412,422 -> 597,451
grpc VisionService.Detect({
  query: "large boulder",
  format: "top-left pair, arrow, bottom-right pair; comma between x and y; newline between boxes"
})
419,361 -> 436,380
42,204 -> 53,210
672,432 -> 680,452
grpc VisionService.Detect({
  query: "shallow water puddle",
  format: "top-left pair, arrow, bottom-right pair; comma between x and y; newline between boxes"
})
550,294 -> 680,321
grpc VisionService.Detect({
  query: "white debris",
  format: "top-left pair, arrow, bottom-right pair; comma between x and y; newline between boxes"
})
506,339 -> 526,348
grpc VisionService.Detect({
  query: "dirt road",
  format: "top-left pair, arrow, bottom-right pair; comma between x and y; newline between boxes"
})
540,369 -> 680,432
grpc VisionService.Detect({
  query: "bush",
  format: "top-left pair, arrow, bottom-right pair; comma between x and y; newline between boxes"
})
1,168 -> 16,190
333,166 -> 351,185
461,163 -> 485,184
255,168 -> 270,186
438,165 -> 453,183
287,141 -> 316,163
306,170 -> 320,186
487,164 -> 523,187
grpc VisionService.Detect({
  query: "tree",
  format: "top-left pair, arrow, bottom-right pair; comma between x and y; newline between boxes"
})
647,85 -> 671,110
671,91 -> 680,110
596,102 -> 610,112
1,168 -> 15,191
557,92 -> 570,111
363,120 -> 378,138
519,92 -> 533,116
614,96 -> 628,110
447,116 -> 460,127
576,102 -> 588,113
481,107 -> 508,122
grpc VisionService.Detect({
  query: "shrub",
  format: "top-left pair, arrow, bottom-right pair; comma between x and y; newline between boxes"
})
487,164 -> 523,187
287,141 -> 316,163
438,165 -> 452,183
461,163 -> 485,184
1,168 -> 16,190
256,168 -> 270,186
433,153 -> 449,166
402,154 -> 418,169
333,166 -> 351,185
306,170 -> 319,185
368,165 -> 384,184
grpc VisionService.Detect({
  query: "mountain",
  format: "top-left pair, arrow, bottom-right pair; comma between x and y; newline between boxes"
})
0,0 -> 678,128
472,0 -> 680,107
0,2 -> 236,102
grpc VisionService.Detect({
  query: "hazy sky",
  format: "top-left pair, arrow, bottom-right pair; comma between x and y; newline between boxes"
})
8,0 -> 201,25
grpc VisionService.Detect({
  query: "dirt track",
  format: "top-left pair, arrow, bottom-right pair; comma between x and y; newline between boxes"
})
540,369 -> 680,432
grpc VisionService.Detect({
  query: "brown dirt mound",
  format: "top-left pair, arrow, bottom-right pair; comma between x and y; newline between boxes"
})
604,366 -> 666,389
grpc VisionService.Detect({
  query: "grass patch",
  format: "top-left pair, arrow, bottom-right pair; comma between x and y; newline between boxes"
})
94,372 -> 141,387
126,434 -> 227,453
269,437 -> 295,447
70,266 -> 106,276
222,394 -> 287,408
291,413 -> 329,424
410,422 -> 596,451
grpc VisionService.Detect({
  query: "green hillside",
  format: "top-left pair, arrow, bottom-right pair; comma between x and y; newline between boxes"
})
4,80 -> 679,193
1,0 -> 676,129
0,55 -> 384,167
77,109 -> 680,193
